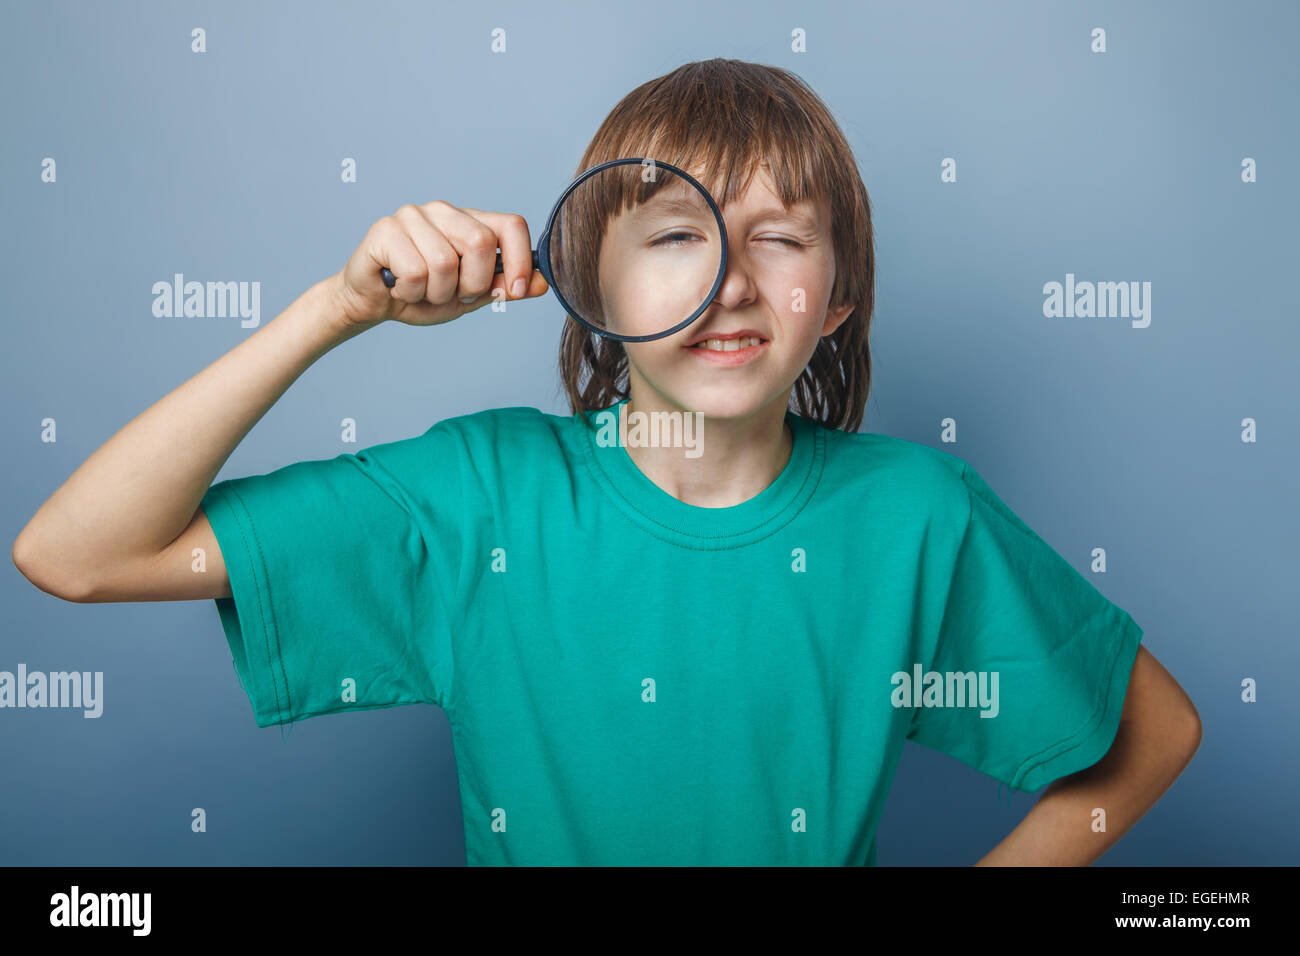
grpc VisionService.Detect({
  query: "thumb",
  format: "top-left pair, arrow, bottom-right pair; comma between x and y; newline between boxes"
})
526,270 -> 550,297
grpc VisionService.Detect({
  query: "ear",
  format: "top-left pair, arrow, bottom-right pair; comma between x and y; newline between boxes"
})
821,300 -> 856,337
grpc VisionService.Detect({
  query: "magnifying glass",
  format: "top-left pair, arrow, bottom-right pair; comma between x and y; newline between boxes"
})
380,157 -> 729,343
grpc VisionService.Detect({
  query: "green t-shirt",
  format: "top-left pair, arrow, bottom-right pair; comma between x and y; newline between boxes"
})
200,399 -> 1143,866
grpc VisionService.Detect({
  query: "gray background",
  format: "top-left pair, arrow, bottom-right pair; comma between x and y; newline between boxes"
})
2,0 -> 1295,865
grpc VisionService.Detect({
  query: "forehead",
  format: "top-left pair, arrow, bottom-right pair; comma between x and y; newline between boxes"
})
718,170 -> 824,230
676,161 -> 818,222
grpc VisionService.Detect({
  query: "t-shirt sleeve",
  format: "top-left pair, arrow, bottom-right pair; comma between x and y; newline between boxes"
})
199,425 -> 468,727
905,461 -> 1144,793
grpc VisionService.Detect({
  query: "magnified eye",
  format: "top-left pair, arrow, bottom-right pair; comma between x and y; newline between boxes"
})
650,231 -> 705,248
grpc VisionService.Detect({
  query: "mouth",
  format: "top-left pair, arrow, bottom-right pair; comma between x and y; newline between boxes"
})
682,330 -> 770,366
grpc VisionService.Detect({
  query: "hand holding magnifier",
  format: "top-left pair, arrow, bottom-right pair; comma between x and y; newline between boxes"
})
380,158 -> 728,343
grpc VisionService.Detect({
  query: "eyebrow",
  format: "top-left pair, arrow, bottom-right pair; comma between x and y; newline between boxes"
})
634,195 -> 820,230
635,194 -> 711,216
749,206 -> 819,229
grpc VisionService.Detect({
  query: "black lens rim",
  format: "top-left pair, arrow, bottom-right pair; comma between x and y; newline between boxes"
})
537,157 -> 729,344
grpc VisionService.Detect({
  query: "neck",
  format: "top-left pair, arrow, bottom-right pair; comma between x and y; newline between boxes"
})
621,389 -> 794,508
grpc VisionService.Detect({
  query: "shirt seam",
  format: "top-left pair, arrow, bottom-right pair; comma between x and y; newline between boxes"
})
341,447 -> 461,716
1006,609 -> 1138,790
213,482 -> 292,726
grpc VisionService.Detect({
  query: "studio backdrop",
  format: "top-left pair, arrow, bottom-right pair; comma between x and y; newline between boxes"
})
1,0 -> 1295,865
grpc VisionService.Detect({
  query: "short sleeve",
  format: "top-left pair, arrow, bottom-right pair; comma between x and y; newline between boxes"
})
200,427 -> 465,727
906,461 -> 1144,793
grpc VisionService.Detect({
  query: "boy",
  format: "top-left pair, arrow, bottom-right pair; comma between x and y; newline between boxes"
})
13,58 -> 1199,866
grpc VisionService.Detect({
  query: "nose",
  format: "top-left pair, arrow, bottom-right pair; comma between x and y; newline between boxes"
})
701,238 -> 758,317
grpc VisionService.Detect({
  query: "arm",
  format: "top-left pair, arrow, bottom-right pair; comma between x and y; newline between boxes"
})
11,275 -> 369,603
11,202 -> 545,605
974,645 -> 1201,866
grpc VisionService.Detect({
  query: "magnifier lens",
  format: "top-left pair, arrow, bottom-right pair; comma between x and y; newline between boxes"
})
548,165 -> 722,340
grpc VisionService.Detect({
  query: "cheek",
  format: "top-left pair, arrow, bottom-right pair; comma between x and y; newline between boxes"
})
601,269 -> 647,325
764,256 -> 835,330
602,261 -> 707,339
622,340 -> 682,377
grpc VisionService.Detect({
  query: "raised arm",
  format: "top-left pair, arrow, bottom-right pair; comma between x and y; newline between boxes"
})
11,276 -> 371,603
11,201 -> 546,603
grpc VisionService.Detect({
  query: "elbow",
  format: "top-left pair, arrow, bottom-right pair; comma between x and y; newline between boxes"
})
12,526 -> 95,603
1171,702 -> 1202,771
11,526 -> 44,588
1183,703 -> 1202,756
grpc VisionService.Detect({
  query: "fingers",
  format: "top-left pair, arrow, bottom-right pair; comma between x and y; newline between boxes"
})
460,207 -> 535,300
371,215 -> 437,306
392,204 -> 460,306
363,201 -> 548,328
408,200 -> 497,303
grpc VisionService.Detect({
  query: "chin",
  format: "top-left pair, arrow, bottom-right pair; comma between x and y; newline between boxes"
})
654,381 -> 786,423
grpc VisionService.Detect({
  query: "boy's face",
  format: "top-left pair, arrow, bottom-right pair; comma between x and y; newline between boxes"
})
619,166 -> 855,422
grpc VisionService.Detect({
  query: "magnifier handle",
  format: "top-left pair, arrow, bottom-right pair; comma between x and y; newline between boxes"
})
381,250 -> 540,289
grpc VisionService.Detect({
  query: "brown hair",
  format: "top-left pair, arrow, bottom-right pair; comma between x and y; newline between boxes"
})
557,57 -> 875,433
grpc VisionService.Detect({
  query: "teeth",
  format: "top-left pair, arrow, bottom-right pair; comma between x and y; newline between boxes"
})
694,336 -> 762,351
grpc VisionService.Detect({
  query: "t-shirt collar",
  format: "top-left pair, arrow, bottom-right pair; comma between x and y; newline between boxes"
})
578,397 -> 824,548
